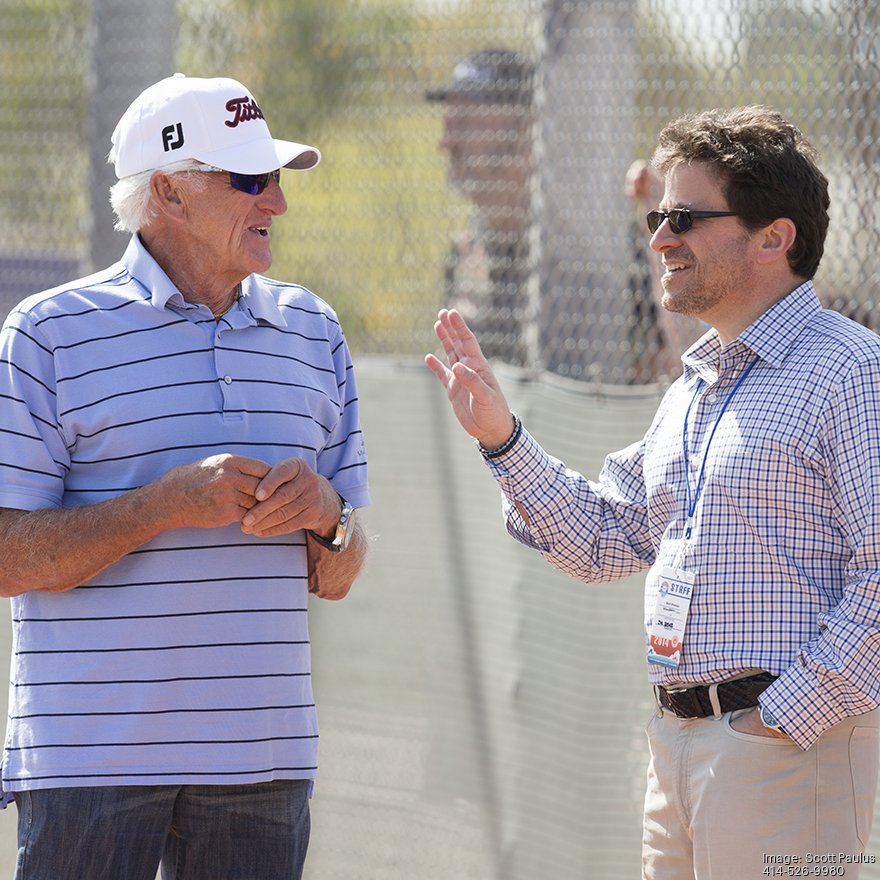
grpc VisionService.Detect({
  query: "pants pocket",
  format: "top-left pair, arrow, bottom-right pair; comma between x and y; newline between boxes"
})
849,726 -> 880,847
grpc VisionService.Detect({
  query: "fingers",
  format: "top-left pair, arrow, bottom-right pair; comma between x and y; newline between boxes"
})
233,456 -> 275,479
242,458 -> 336,537
449,359 -> 485,391
424,307 -> 515,442
254,457 -> 303,502
198,454 -> 270,492
424,353 -> 451,389
209,455 -> 270,509
434,309 -> 482,364
166,454 -> 274,530
427,309 -> 492,384
426,344 -> 493,404
235,489 -> 261,512
433,312 -> 458,364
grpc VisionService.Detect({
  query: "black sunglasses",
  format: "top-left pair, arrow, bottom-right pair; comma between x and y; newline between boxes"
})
194,164 -> 281,195
646,208 -> 737,235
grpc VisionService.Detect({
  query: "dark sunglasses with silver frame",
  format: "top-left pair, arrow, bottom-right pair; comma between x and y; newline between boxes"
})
193,164 -> 282,196
646,208 -> 737,235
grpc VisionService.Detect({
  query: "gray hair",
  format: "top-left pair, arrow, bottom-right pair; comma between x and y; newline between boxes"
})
109,158 -> 208,233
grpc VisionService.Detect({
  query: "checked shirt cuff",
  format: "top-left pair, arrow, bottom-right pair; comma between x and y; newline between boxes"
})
760,662 -> 860,750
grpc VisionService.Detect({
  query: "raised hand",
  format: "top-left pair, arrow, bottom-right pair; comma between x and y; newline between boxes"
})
424,309 -> 516,449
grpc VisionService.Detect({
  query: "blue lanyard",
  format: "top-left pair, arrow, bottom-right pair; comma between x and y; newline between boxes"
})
681,356 -> 759,539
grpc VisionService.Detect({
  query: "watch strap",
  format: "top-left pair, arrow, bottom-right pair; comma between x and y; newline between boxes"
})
308,497 -> 355,552
477,412 -> 522,458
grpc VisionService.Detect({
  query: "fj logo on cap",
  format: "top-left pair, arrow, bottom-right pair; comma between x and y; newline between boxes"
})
225,97 -> 265,128
162,122 -> 184,153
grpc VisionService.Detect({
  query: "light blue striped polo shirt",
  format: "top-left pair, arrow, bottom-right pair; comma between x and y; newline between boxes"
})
0,234 -> 370,799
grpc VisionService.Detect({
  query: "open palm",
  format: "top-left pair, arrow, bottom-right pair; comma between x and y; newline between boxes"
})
425,309 -> 514,447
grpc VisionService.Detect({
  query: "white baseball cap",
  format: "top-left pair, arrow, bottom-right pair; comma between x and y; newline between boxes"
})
110,72 -> 321,179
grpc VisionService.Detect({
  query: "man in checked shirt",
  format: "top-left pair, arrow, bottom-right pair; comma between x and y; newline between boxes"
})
426,105 -> 880,879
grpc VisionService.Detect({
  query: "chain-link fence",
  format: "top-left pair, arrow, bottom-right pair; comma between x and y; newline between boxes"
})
2,1 -> 880,878
6,0 -> 877,382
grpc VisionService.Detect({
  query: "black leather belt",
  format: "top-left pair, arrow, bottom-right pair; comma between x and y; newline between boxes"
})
655,673 -> 778,719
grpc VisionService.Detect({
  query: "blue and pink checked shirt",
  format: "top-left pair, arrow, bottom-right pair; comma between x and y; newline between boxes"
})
486,282 -> 880,750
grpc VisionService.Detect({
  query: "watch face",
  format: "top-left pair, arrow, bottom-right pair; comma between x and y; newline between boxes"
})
335,502 -> 356,550
760,706 -> 780,729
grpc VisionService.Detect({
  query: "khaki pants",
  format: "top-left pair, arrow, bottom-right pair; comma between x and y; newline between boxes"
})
643,706 -> 880,880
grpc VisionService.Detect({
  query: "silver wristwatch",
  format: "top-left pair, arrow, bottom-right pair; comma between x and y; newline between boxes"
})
309,497 -> 356,552
759,704 -> 783,732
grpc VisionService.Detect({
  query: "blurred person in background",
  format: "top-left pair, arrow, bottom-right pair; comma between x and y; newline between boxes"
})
0,73 -> 370,880
426,106 -> 880,879
625,158 -> 704,382
427,48 -> 535,365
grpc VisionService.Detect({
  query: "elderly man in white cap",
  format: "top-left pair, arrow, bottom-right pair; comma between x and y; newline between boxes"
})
0,73 -> 370,880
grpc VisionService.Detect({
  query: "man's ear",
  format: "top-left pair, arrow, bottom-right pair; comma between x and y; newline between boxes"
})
755,217 -> 797,265
149,171 -> 186,220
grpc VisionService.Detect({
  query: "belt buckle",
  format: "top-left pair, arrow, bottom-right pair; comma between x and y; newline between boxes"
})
655,684 -> 692,717
664,685 -> 690,715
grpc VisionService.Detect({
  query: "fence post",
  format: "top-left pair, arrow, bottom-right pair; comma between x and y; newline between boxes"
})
86,0 -> 177,272
537,0 -> 639,383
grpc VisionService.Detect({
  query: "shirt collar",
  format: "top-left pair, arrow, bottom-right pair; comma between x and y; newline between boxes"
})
238,278 -> 287,328
737,280 -> 820,367
121,234 -> 288,329
682,280 -> 821,382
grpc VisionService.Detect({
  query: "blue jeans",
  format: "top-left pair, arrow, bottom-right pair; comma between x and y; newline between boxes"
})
13,780 -> 311,880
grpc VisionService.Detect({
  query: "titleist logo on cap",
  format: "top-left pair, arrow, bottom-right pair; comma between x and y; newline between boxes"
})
225,97 -> 265,128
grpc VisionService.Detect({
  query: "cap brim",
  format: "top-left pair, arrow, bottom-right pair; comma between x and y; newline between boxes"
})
194,137 -> 321,174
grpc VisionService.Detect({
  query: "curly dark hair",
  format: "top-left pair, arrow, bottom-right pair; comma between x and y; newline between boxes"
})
651,106 -> 829,279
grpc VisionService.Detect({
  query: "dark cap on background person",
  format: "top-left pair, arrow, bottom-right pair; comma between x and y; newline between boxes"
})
110,72 -> 321,178
426,48 -> 534,106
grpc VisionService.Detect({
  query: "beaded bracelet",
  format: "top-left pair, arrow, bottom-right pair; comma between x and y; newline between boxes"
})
477,412 -> 522,458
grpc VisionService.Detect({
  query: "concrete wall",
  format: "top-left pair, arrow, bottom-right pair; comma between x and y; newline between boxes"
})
2,357 -> 880,877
